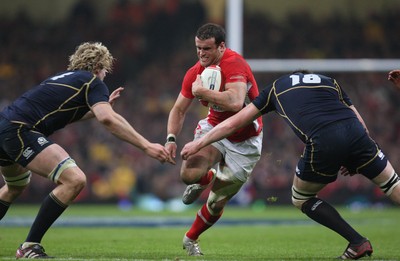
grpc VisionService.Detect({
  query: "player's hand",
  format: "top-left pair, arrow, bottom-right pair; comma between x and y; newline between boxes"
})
145,143 -> 176,165
109,87 -> 124,106
388,70 -> 400,89
180,140 -> 201,160
192,75 -> 204,99
165,141 -> 177,164
339,166 -> 356,176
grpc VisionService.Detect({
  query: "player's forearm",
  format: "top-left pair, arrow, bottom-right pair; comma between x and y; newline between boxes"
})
167,110 -> 186,137
205,90 -> 243,111
196,119 -> 237,150
104,114 -> 151,151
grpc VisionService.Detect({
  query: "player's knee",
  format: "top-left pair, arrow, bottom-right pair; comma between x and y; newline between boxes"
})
69,172 -> 87,192
180,175 -> 196,185
180,170 -> 203,185
2,184 -> 26,201
1,171 -> 31,201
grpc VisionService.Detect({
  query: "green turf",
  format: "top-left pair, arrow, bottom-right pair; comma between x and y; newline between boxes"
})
1,204 -> 399,260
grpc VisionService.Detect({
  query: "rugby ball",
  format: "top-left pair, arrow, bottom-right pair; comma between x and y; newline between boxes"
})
200,65 -> 222,92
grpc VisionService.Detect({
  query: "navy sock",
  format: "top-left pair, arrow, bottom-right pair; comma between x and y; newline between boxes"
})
0,199 -> 10,220
301,198 -> 364,244
25,193 -> 67,243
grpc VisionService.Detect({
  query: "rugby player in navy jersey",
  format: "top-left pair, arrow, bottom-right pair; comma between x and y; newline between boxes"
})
0,42 -> 173,259
181,71 -> 400,260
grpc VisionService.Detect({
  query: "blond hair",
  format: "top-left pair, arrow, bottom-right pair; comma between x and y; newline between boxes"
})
67,42 -> 114,73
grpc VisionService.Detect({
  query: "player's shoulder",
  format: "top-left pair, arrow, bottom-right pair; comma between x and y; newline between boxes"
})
46,70 -> 94,83
47,70 -> 103,89
187,62 -> 203,73
222,49 -> 245,62
220,49 -> 248,69
185,62 -> 204,80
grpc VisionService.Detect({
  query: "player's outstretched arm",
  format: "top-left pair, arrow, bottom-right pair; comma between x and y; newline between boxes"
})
181,103 -> 260,160
92,102 -> 174,164
388,70 -> 400,89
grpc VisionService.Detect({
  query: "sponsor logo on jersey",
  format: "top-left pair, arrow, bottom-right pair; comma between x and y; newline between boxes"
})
37,137 -> 49,146
22,147 -> 34,159
295,166 -> 300,175
378,150 -> 385,160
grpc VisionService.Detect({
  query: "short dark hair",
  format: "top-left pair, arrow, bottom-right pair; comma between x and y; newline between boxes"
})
292,69 -> 312,74
196,23 -> 226,45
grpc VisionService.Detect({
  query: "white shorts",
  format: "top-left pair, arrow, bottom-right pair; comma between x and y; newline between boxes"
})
194,119 -> 263,183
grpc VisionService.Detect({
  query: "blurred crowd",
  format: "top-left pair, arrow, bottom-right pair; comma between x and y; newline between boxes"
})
0,0 -> 399,207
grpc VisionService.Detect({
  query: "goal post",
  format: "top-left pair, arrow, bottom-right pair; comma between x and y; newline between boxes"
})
246,59 -> 400,73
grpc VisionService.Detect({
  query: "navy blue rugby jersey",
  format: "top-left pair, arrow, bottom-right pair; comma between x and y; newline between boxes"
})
252,72 -> 357,143
0,70 -> 109,136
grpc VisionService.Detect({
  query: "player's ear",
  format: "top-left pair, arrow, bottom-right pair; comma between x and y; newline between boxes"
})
218,42 -> 226,52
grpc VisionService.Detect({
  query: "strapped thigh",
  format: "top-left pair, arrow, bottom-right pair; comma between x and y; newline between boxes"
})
2,171 -> 32,186
379,171 -> 400,196
48,157 -> 77,184
291,185 -> 318,208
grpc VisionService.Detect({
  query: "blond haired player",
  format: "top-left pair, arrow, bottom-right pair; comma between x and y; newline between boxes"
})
0,42 -> 173,259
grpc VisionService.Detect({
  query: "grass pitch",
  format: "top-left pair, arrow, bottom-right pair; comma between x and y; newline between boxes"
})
1,204 -> 399,260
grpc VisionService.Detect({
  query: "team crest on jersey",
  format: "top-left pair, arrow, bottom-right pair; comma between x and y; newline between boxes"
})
37,137 -> 49,146
22,147 -> 34,159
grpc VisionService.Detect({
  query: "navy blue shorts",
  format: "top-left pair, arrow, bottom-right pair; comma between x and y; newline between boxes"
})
0,118 -> 53,167
296,118 -> 387,184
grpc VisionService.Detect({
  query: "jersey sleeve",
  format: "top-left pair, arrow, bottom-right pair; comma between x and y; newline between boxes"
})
338,85 -> 353,106
223,58 -> 248,84
180,66 -> 200,99
252,83 -> 275,114
87,78 -> 110,107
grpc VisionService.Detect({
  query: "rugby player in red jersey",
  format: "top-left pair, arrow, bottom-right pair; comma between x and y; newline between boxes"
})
165,23 -> 263,256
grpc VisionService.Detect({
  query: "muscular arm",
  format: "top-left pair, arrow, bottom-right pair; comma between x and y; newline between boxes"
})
181,103 -> 261,159
192,75 -> 246,112
167,93 -> 192,136
165,93 -> 192,160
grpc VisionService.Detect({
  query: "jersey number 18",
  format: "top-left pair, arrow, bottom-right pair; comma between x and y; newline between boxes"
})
290,74 -> 321,86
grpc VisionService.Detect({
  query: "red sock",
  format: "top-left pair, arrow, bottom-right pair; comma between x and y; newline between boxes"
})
186,204 -> 222,240
198,170 -> 214,186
